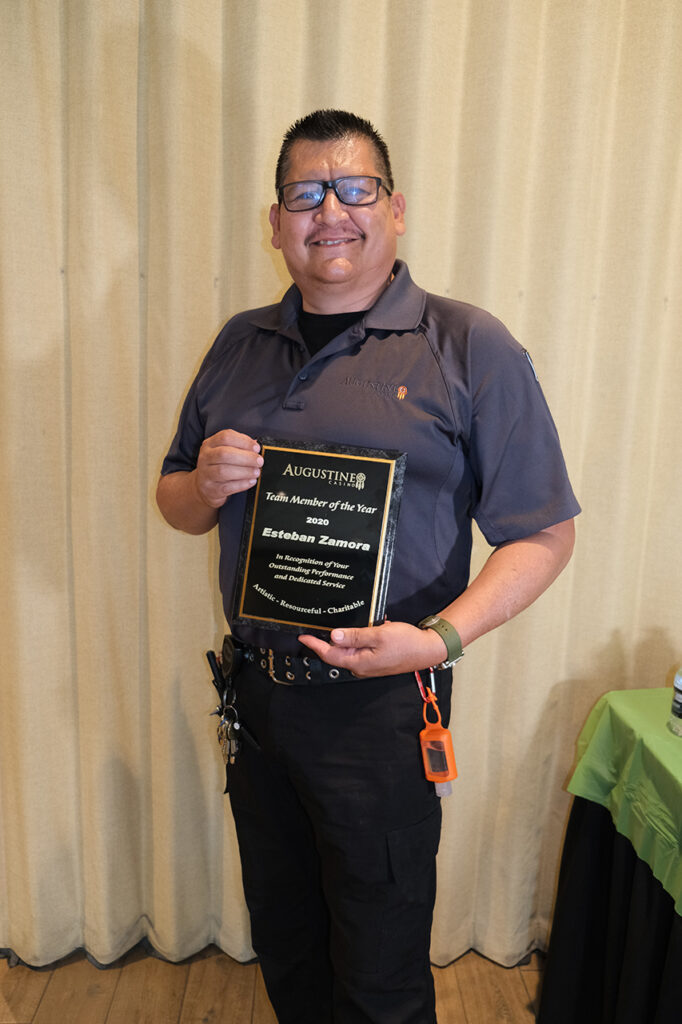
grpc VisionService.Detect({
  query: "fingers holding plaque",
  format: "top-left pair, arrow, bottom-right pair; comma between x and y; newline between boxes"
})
232,438 -> 406,638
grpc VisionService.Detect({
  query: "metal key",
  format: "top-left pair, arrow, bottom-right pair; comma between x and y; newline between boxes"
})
217,708 -> 241,765
226,718 -> 241,765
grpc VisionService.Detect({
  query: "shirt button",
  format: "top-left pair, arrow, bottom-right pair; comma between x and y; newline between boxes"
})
298,371 -> 309,381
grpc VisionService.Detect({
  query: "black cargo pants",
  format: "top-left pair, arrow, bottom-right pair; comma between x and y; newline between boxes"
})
227,660 -> 451,1024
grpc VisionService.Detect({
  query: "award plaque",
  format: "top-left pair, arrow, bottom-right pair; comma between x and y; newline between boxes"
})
232,438 -> 407,636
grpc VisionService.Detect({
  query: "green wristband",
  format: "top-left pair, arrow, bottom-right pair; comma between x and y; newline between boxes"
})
418,615 -> 464,668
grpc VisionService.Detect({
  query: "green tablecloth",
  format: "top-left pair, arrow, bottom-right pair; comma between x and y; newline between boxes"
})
568,687 -> 682,914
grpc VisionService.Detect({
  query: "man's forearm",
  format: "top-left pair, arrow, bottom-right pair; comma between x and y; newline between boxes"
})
439,518 -> 575,647
298,518 -> 576,677
156,471 -> 220,535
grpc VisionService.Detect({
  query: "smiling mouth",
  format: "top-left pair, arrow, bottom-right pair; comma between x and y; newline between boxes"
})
307,235 -> 362,247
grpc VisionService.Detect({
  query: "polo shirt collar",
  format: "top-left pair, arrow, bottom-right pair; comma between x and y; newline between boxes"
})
247,286 -> 302,341
247,259 -> 426,337
364,260 -> 426,331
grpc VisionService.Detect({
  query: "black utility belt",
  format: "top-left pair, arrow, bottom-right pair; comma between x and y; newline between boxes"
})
233,638 -> 357,685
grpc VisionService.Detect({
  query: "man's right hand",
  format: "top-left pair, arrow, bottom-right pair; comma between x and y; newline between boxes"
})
194,429 -> 263,508
156,429 -> 263,534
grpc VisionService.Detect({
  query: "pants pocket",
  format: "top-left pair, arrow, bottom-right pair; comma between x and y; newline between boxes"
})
324,806 -> 442,976
386,805 -> 442,903
374,806 -> 442,975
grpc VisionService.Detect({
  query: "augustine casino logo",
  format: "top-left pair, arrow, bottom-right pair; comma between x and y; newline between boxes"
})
343,376 -> 408,401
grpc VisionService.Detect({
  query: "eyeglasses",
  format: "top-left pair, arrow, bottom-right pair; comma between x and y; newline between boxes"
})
278,175 -> 392,212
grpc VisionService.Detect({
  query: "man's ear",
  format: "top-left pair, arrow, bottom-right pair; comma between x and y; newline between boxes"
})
390,192 -> 406,237
269,203 -> 282,250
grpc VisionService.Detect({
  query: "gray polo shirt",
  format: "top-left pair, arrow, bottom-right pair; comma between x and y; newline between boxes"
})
162,260 -> 580,653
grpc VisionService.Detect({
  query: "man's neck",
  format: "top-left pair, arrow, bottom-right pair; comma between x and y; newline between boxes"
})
299,272 -> 393,314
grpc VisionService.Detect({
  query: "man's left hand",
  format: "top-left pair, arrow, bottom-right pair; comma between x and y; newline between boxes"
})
298,621 -> 448,678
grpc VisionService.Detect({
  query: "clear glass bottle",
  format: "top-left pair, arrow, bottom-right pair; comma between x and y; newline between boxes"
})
667,667 -> 682,737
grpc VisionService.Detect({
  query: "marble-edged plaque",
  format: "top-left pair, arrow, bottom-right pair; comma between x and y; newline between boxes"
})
232,437 -> 406,637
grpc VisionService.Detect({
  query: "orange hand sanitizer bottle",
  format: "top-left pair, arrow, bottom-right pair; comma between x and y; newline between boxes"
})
420,689 -> 457,795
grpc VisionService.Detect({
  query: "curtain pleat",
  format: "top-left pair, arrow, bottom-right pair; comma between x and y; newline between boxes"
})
1,0 -> 681,968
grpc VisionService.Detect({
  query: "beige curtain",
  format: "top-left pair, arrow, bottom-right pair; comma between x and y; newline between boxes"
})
1,0 -> 681,968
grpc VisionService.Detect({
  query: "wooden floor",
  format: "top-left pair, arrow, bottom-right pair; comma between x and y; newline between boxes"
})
0,945 -> 544,1023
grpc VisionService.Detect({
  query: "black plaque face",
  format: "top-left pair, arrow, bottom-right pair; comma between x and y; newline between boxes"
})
232,438 -> 406,636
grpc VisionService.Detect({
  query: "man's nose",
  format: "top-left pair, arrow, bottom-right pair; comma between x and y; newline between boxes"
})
314,188 -> 349,220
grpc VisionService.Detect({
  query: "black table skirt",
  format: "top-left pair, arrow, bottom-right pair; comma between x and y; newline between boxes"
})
537,797 -> 682,1024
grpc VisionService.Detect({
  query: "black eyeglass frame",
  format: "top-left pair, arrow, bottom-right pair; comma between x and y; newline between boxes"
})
277,175 -> 392,212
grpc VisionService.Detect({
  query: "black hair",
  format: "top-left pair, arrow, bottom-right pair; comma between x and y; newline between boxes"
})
275,109 -> 394,193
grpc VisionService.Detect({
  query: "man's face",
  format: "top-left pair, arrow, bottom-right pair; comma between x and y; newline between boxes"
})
269,135 -> 406,313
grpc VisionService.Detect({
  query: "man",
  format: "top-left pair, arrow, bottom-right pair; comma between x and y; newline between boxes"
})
157,110 -> 579,1024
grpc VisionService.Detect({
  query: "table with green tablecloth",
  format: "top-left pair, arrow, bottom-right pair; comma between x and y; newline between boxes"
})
538,688 -> 682,1024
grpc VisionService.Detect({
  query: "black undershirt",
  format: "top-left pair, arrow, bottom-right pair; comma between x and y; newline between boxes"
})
298,309 -> 367,357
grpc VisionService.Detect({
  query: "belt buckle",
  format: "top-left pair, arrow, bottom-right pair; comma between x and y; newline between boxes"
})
267,650 -> 290,685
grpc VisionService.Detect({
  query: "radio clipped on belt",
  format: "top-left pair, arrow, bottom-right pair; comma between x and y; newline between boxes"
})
206,636 -> 243,793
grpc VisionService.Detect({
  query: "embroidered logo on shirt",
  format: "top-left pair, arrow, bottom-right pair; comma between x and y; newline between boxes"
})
343,376 -> 408,401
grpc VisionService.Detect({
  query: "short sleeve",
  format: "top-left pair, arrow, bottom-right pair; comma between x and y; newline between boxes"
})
161,376 -> 206,475
467,320 -> 580,545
